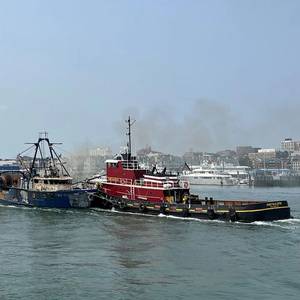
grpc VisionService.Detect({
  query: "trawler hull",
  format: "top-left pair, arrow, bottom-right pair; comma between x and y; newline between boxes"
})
0,188 -> 96,208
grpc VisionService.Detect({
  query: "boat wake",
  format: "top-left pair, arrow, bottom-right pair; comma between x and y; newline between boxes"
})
0,204 -> 32,210
276,218 -> 300,224
1,204 -> 299,229
92,208 -> 295,227
92,207 -> 226,223
235,218 -> 300,230
92,207 -> 160,219
98,208 -> 300,229
0,204 -> 81,215
160,214 -> 300,229
158,213 -> 225,224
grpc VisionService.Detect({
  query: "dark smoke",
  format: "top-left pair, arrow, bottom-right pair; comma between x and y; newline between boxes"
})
70,99 -> 300,166
114,99 -> 240,155
115,99 -> 300,155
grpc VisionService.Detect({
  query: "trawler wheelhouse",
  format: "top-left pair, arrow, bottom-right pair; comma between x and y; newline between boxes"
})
32,176 -> 73,191
32,177 -> 72,184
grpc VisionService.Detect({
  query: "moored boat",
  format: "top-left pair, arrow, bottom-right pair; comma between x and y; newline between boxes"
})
180,167 -> 235,186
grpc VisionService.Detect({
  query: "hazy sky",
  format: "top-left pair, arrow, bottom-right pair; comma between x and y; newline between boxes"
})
1,0 -> 300,157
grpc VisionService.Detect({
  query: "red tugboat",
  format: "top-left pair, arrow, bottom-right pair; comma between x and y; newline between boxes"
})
91,117 -> 291,222
92,117 -> 190,209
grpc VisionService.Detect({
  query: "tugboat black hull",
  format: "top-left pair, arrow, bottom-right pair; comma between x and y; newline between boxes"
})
229,205 -> 291,222
90,191 -> 291,223
188,204 -> 291,222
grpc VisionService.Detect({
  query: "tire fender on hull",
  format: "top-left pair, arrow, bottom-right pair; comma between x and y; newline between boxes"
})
207,208 -> 216,220
160,203 -> 168,214
117,200 -> 126,210
228,207 -> 238,222
139,203 -> 147,212
182,207 -> 190,218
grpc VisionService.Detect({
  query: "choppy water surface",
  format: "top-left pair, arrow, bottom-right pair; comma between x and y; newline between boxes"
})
0,186 -> 300,300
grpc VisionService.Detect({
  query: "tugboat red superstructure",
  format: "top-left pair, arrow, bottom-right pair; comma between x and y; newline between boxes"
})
98,117 -> 190,204
91,117 -> 291,222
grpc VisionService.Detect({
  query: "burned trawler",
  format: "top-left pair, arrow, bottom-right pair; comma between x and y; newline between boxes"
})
0,133 -> 95,208
91,117 -> 291,222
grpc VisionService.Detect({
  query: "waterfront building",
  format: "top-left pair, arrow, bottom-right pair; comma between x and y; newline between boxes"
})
291,152 -> 300,172
236,146 -> 260,157
249,149 -> 289,169
281,138 -> 300,152
182,151 -> 204,166
0,160 -> 20,172
292,160 -> 300,172
236,146 -> 261,167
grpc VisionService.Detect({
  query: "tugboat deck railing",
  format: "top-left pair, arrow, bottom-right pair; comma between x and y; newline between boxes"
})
121,161 -> 142,170
106,177 -> 182,189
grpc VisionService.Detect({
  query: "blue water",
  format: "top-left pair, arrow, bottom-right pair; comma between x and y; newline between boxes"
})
0,186 -> 299,300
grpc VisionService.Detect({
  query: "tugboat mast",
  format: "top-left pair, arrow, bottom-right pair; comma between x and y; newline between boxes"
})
126,116 -> 135,159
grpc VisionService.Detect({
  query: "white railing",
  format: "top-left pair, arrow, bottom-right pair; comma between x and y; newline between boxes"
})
121,161 -> 141,170
107,177 -> 133,185
107,176 -> 186,189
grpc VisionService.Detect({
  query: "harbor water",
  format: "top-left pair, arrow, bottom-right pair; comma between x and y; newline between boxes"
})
0,186 -> 300,300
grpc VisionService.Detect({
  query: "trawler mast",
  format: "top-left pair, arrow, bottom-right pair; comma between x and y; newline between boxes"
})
21,132 -> 70,183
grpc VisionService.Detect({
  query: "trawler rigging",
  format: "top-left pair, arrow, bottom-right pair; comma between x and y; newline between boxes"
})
0,133 -> 96,208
